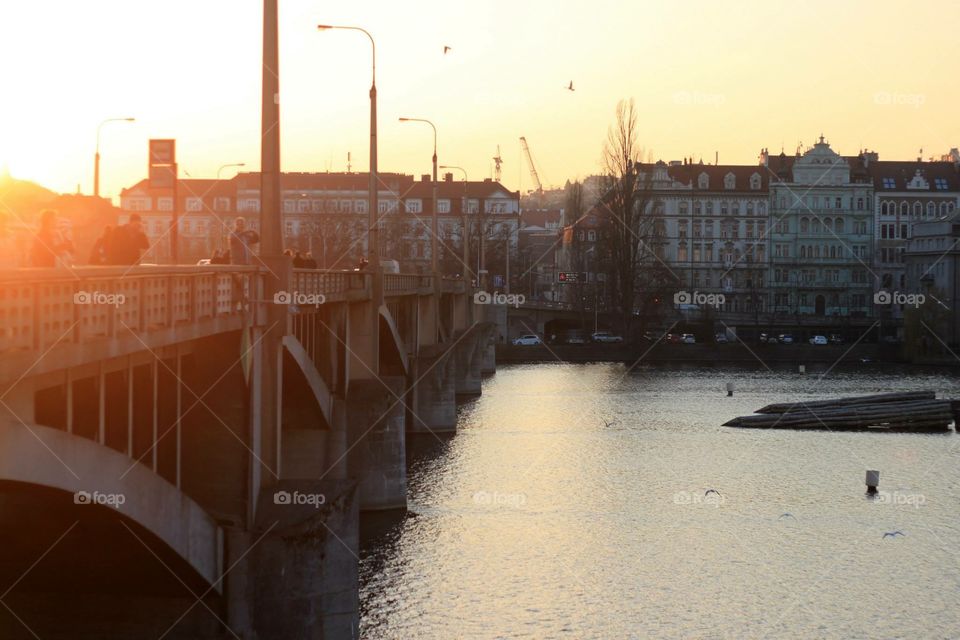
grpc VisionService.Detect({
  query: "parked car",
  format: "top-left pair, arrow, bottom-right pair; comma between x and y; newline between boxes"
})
777,334 -> 795,344
759,332 -> 771,344
809,335 -> 828,345
715,333 -> 729,344
666,333 -> 682,344
563,332 -> 589,345
681,333 -> 697,344
882,335 -> 902,345
591,331 -> 624,344
512,334 -> 542,346
829,334 -> 844,345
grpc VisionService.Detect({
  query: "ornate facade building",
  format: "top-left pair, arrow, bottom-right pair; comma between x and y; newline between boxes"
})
763,137 -> 875,324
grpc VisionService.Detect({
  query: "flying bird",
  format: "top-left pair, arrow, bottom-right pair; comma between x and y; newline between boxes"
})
704,489 -> 721,497
778,513 -> 796,521
602,418 -> 619,428
882,530 -> 905,539
566,81 -> 575,91
443,45 -> 452,54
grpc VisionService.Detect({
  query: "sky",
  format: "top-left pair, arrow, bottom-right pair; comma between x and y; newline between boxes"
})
1,0 -> 958,202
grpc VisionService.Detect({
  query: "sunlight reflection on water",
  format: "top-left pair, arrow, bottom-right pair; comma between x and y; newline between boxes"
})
361,363 -> 960,639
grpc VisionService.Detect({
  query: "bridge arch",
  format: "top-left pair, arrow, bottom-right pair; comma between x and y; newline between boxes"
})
0,421 -> 221,590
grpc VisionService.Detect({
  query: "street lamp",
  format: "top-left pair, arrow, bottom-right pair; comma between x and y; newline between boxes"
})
94,117 -> 135,198
440,165 -> 470,284
399,117 -> 439,275
217,162 -> 246,180
317,24 -> 378,267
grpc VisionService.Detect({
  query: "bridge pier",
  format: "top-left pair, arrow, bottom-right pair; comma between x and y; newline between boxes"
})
345,377 -> 407,511
246,481 -> 359,639
454,331 -> 482,397
409,351 -> 457,433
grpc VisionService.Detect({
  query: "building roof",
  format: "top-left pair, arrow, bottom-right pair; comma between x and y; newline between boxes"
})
646,162 -> 771,193
866,161 -> 960,192
121,172 -> 518,200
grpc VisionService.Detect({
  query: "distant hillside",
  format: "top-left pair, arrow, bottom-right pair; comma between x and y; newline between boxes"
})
0,173 -> 121,266
0,172 -> 58,225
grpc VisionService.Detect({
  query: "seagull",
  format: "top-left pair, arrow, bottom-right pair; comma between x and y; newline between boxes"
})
704,489 -> 721,497
602,418 -> 619,428
882,530 -> 905,539
778,513 -> 796,520
566,81 -> 575,92
443,45 -> 452,54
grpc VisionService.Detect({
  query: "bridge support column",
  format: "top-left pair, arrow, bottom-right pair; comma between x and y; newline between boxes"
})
346,376 -> 407,510
454,331 -> 482,397
409,352 -> 456,433
246,480 -> 359,639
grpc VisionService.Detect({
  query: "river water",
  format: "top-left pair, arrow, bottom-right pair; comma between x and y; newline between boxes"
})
360,363 -> 960,639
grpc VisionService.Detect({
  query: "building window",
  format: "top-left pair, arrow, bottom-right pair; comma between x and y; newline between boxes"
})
186,197 -> 203,212
157,197 -> 173,212
935,178 -> 949,190
438,199 -> 451,214
883,177 -> 896,189
405,199 -> 422,214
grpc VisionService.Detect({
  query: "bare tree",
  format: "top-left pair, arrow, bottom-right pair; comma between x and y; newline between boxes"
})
596,98 -> 661,338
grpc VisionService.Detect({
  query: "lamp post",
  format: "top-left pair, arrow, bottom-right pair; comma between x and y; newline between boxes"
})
399,117 -> 438,275
317,24 -> 378,268
318,22 -> 381,373
440,165 -> 470,284
94,117 -> 135,198
217,162 -> 246,180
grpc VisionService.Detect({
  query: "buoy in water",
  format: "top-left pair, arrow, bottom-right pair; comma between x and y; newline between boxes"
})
866,469 -> 880,495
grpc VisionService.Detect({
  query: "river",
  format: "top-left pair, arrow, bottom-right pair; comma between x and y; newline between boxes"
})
360,363 -> 960,639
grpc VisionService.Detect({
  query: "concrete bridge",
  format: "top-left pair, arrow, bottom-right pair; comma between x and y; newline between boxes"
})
0,264 -> 493,638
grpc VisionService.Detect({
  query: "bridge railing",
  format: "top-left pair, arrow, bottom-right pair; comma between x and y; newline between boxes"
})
383,273 -> 434,296
441,276 -> 467,294
291,269 -> 368,299
0,266 -> 256,352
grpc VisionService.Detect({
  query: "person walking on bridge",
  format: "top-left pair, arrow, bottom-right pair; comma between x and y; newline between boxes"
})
229,217 -> 260,266
29,210 -> 74,267
107,214 -> 149,265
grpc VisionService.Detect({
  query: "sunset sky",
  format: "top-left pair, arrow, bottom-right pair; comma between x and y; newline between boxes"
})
1,0 -> 957,201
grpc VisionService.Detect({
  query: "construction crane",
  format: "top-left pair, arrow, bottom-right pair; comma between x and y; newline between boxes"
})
519,136 -> 542,193
492,145 -> 503,182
